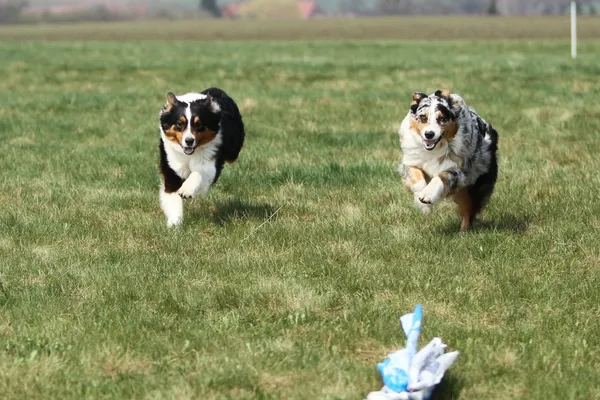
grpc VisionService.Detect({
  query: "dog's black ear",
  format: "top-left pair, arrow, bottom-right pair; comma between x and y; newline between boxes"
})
204,94 -> 221,114
435,89 -> 460,111
434,89 -> 452,102
410,92 -> 427,114
162,92 -> 178,113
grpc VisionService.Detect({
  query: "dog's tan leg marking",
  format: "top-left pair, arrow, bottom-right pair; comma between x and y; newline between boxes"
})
454,189 -> 473,231
406,167 -> 428,192
406,167 -> 434,215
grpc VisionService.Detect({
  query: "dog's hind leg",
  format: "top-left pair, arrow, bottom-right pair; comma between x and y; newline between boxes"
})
468,182 -> 495,224
465,156 -> 498,229
453,189 -> 473,231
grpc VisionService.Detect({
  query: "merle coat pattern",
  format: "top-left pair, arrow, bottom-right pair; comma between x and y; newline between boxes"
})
398,90 -> 498,231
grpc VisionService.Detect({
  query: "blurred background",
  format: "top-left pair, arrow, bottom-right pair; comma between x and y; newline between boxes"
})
1,0 -> 598,25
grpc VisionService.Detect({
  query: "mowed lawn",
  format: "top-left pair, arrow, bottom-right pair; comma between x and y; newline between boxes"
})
1,21 -> 600,399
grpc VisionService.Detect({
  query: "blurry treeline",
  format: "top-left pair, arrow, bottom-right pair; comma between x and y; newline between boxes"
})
1,0 -> 598,25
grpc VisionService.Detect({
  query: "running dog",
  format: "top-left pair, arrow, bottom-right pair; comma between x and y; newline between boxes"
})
158,88 -> 245,227
397,90 -> 499,231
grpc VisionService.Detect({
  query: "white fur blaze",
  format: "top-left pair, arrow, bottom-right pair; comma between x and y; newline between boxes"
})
160,189 -> 184,227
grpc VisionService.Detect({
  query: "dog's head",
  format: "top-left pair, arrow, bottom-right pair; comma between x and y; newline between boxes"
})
159,92 -> 221,155
409,89 -> 460,151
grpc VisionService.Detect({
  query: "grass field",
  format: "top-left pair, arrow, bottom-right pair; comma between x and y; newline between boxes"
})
1,18 -> 600,400
1,16 -> 600,41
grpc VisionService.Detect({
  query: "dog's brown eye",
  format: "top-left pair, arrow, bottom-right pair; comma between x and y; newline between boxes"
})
438,117 -> 447,124
176,122 -> 185,130
419,115 -> 428,123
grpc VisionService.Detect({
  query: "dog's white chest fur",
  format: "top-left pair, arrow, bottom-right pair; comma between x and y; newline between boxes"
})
161,132 -> 222,179
164,148 -> 192,179
159,133 -> 223,227
399,114 -> 460,178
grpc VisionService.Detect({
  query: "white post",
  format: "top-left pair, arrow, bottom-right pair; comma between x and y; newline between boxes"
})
571,1 -> 577,59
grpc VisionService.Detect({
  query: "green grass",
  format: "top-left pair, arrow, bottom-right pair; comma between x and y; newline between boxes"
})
1,23 -> 600,399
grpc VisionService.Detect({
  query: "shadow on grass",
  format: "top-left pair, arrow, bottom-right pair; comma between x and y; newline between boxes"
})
439,213 -> 531,235
211,199 -> 278,226
430,373 -> 463,400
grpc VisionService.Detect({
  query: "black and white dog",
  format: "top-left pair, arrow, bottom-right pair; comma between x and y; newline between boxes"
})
158,88 -> 245,227
398,90 -> 499,231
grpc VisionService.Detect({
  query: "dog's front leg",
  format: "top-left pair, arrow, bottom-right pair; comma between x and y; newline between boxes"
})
177,172 -> 202,199
399,165 -> 428,193
418,169 -> 466,205
160,185 -> 184,227
178,161 -> 218,200
399,164 -> 432,215
197,164 -> 217,198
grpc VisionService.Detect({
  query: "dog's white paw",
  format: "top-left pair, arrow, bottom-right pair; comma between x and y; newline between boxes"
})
160,190 -> 184,228
417,178 -> 444,205
167,217 -> 183,227
177,180 -> 200,199
414,194 -> 433,215
418,193 -> 435,205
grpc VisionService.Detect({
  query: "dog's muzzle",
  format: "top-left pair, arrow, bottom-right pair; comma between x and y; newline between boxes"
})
183,137 -> 195,155
422,136 -> 441,151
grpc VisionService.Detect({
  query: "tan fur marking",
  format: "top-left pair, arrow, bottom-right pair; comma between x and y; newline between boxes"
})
411,92 -> 425,107
194,128 -> 217,146
438,89 -> 459,110
163,116 -> 188,146
189,116 -> 217,147
437,171 -> 453,198
454,189 -> 473,231
438,172 -> 449,186
439,89 -> 452,99
164,92 -> 177,113
444,120 -> 459,140
164,126 -> 183,146
407,166 -> 428,186
436,110 -> 459,141
410,109 -> 428,137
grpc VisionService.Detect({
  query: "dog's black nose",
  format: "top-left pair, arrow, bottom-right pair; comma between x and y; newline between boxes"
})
184,138 -> 194,146
424,131 -> 435,140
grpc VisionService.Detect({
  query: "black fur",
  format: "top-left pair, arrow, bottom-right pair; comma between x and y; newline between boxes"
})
159,141 -> 183,193
410,92 -> 427,114
436,103 -> 455,121
467,124 -> 499,223
158,87 -> 245,192
398,90 -> 500,230
201,87 -> 245,180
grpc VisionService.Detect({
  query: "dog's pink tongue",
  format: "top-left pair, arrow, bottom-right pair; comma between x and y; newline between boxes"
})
423,140 -> 437,150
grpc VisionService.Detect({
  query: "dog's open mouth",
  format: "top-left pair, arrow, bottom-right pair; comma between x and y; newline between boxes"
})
422,137 -> 441,151
183,147 -> 195,155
